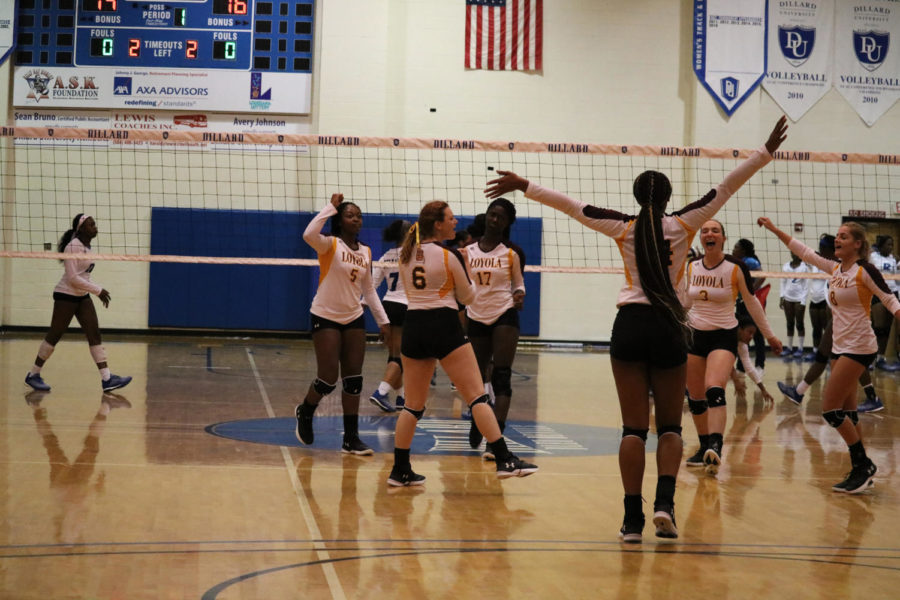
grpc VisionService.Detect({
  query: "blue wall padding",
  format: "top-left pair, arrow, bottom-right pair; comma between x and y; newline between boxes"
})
149,208 -> 541,335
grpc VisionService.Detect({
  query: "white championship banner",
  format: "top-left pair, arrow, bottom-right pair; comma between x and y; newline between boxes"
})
693,0 -> 767,116
834,0 -> 900,126
764,0 -> 833,121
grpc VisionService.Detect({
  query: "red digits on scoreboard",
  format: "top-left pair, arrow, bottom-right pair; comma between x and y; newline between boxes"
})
186,40 -> 198,59
232,0 -> 248,15
98,0 -> 117,10
128,38 -> 140,57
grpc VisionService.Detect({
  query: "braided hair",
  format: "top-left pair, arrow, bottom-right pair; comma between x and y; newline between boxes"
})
632,170 -> 688,339
57,213 -> 85,257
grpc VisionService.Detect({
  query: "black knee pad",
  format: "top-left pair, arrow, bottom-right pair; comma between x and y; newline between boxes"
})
657,425 -> 683,438
403,405 -> 425,420
823,409 -> 845,428
622,427 -> 648,442
388,356 -> 403,372
688,398 -> 708,415
313,378 -> 337,396
491,366 -> 512,397
814,351 -> 829,364
847,410 -> 859,426
342,375 -> 363,396
706,386 -> 726,408
468,394 -> 491,408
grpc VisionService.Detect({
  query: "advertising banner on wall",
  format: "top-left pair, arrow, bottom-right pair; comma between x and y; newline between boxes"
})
764,0 -> 834,121
834,0 -> 900,126
0,1 -> 14,66
12,68 -> 312,114
694,0 -> 768,116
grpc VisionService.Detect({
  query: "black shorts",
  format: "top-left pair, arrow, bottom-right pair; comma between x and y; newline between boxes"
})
53,291 -> 89,303
402,308 -> 468,360
467,307 -> 520,338
688,327 -> 738,358
809,300 -> 828,310
383,300 -> 408,327
310,313 -> 365,332
610,304 -> 687,369
830,352 -> 877,368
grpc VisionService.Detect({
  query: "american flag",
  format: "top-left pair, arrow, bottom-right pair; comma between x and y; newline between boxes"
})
465,0 -> 543,71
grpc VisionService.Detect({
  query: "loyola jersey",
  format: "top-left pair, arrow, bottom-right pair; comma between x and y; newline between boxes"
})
373,247 -> 407,305
400,242 -> 474,311
790,239 -> 900,354
303,204 -> 388,326
525,146 -> 774,307
465,240 -> 525,325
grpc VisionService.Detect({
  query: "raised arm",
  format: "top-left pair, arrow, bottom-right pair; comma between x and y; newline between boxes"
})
757,217 -> 835,273
302,193 -> 342,254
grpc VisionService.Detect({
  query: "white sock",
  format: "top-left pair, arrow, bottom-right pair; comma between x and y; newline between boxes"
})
796,381 -> 810,395
377,381 -> 393,395
787,336 -> 794,350
100,367 -> 111,380
397,386 -> 404,396
797,337 -> 804,351
30,365 -> 42,376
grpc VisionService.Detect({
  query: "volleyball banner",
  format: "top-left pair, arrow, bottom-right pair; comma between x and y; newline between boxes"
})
0,0 -> 15,66
834,0 -> 900,126
763,0 -> 833,122
693,0 -> 768,116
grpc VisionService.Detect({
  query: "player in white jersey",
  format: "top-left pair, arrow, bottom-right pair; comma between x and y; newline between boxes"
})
464,198 -> 526,456
485,117 -> 789,542
367,219 -> 412,413
779,253 -> 810,359
294,194 -> 390,456
758,217 -> 900,493
869,236 -> 900,371
683,219 -> 781,476
25,214 -> 132,393
807,235 -> 833,356
387,200 -> 538,487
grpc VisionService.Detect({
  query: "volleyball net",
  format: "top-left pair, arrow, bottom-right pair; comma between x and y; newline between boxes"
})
1,126 -> 899,279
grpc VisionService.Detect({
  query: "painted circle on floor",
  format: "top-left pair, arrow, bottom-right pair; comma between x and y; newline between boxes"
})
205,415 -> 655,457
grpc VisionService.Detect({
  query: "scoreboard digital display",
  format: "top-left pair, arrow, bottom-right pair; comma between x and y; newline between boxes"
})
13,0 -> 313,113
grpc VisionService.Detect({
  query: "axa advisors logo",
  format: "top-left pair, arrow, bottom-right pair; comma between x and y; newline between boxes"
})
779,25 -> 815,67
23,70 -> 53,103
249,72 -> 272,110
113,77 -> 132,96
854,30 -> 889,72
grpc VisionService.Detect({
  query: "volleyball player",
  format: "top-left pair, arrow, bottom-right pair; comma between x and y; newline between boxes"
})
683,220 -> 782,475
464,198 -> 526,458
485,116 -> 789,542
25,214 -> 132,393
731,317 -> 775,403
295,194 -> 390,455
388,200 -> 538,486
776,235 -> 883,413
869,236 -> 900,371
368,219 -> 412,413
758,217 -> 896,493
733,238 -> 769,372
779,252 -> 809,358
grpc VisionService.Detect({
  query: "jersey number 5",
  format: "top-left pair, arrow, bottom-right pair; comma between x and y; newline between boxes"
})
412,266 -> 427,289
349,268 -> 359,282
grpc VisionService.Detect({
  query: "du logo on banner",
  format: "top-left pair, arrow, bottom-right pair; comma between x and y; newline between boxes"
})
720,77 -> 739,101
779,26 -> 816,67
854,30 -> 890,71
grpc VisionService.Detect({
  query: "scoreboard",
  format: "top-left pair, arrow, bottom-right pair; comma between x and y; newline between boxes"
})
12,0 -> 313,113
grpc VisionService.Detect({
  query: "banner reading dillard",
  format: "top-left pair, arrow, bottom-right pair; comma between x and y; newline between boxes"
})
694,0 -> 768,116
764,0 -> 834,121
834,0 -> 900,126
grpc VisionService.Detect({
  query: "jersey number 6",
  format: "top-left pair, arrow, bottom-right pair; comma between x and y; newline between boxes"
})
412,266 -> 427,289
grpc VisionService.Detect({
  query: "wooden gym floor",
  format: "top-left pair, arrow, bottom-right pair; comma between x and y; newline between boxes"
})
1,333 -> 898,599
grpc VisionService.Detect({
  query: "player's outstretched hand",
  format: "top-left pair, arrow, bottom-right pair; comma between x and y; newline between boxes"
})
485,170 -> 529,199
765,116 -> 788,154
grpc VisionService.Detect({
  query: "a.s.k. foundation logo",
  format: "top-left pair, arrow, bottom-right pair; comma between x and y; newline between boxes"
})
23,69 -> 53,103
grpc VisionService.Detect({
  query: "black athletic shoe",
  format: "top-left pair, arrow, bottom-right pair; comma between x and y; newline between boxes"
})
652,503 -> 678,539
618,515 -> 644,544
341,436 -> 374,456
295,402 -> 316,445
468,420 -> 483,449
685,447 -> 706,467
843,460 -> 877,494
832,471 -> 854,493
496,455 -> 538,479
387,466 -> 426,487
704,439 -> 722,475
